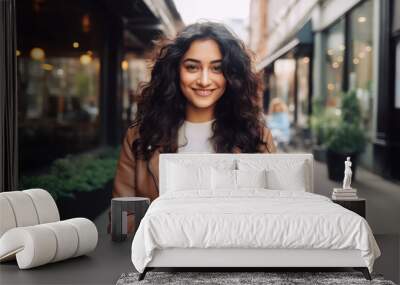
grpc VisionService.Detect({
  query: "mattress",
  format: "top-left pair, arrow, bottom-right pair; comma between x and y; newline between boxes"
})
131,190 -> 380,273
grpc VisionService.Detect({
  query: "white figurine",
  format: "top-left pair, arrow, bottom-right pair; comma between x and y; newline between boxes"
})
342,157 -> 352,190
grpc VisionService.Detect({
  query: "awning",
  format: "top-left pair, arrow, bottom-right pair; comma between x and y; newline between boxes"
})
256,38 -> 300,71
256,20 -> 313,71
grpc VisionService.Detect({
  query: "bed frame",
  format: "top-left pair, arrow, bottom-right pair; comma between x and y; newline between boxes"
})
140,248 -> 371,280
138,154 -> 372,281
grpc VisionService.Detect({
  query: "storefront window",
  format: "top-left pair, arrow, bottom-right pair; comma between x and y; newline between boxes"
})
348,0 -> 374,132
296,57 -> 310,127
324,18 -> 345,108
273,58 -> 296,123
18,53 -> 100,171
16,1 -> 106,174
121,57 -> 150,128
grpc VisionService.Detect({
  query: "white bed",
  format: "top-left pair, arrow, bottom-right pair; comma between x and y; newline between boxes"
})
131,154 -> 380,280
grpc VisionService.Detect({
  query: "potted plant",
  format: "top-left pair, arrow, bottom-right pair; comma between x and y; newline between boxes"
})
325,90 -> 367,181
310,97 -> 340,162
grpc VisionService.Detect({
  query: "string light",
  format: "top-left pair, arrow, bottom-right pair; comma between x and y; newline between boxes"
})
358,16 -> 367,23
121,60 -> 129,71
30,47 -> 45,61
42,64 -> 53,71
80,54 -> 92,65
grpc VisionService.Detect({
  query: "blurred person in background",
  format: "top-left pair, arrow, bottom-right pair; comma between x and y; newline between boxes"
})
266,97 -> 290,151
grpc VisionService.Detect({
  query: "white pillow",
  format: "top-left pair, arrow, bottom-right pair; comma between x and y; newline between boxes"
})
212,168 -> 236,190
238,159 -> 307,191
212,169 -> 268,190
167,163 -> 212,191
266,168 -> 306,191
236,169 -> 267,188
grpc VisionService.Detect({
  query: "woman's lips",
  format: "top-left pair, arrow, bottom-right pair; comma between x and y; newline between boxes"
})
192,88 -> 215,97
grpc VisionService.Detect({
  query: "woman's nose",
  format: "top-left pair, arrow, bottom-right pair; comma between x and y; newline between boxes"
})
198,69 -> 211,86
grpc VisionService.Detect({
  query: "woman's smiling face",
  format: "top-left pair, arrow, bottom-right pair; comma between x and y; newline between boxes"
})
179,39 -> 226,122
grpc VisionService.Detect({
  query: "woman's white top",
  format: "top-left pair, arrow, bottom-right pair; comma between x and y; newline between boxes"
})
177,120 -> 215,153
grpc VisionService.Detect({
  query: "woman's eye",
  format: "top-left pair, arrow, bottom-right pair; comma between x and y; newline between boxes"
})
211,65 -> 222,73
185,64 -> 198,72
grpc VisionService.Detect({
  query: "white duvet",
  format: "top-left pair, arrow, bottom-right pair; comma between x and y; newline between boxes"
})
131,190 -> 380,273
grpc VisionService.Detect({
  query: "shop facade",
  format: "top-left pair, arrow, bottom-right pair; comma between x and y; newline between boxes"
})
250,0 -> 399,181
257,22 -> 313,131
0,0 -> 182,191
313,0 -> 399,180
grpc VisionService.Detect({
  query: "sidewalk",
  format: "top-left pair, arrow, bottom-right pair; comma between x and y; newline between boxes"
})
310,158 -> 400,283
310,156 -> 399,235
281,141 -> 400,235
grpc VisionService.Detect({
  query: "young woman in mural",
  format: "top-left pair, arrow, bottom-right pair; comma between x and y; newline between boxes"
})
109,21 -> 276,233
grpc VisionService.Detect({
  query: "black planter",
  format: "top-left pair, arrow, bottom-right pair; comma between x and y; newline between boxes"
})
56,180 -> 113,220
312,145 -> 326,162
326,150 -> 358,182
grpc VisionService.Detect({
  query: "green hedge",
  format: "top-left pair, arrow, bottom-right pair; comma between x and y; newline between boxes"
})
20,147 -> 120,200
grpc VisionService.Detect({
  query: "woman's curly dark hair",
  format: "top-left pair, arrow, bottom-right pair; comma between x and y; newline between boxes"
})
133,21 -> 267,160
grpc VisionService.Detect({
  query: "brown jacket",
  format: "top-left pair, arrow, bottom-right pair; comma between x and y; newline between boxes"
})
112,125 -> 277,201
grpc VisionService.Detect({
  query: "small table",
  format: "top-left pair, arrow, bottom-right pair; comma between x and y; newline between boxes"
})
111,197 -> 150,241
332,198 -> 366,218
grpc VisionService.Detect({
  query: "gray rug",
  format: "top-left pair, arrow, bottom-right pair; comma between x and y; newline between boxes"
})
116,271 -> 396,285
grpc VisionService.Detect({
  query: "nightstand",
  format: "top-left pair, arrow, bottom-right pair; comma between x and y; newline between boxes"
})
111,197 -> 150,242
332,198 -> 366,218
